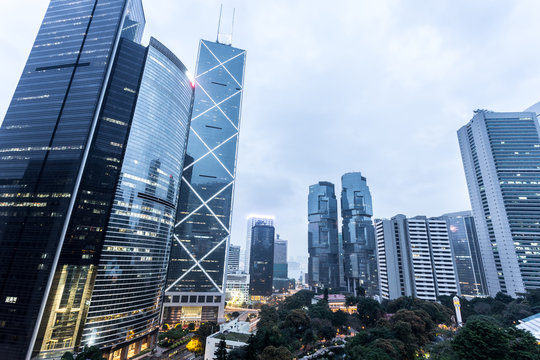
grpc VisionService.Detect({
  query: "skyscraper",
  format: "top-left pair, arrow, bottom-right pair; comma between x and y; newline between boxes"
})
228,245 -> 241,274
273,235 -> 288,279
341,172 -> 378,296
308,182 -> 340,290
376,215 -> 458,301
440,211 -> 487,297
458,110 -> 540,297
244,215 -> 274,273
164,39 -> 247,325
249,223 -> 275,298
0,1 -> 194,358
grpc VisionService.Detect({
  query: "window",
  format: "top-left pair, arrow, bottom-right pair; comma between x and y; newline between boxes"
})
5,297 -> 17,304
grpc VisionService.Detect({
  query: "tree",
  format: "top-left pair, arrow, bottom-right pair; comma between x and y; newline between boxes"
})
188,322 -> 196,331
61,352 -> 74,360
357,297 -> 383,327
74,346 -> 102,360
197,321 -> 217,346
284,308 -> 310,333
323,288 -> 329,302
356,286 -> 366,297
214,339 -> 228,360
186,337 -> 204,354
452,317 -> 508,360
231,311 -> 240,319
260,346 -> 293,360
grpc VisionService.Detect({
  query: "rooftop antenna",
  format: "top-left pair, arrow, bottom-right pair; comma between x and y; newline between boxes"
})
216,5 -> 234,45
231,8 -> 236,44
216,4 -> 223,43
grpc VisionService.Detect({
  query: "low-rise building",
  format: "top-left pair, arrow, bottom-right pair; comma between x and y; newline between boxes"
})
517,313 -> 540,344
204,319 -> 252,360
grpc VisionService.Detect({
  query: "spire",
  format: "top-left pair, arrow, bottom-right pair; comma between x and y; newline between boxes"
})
216,5 -> 235,46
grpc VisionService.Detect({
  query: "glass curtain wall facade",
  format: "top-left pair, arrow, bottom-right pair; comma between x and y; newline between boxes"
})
440,211 -> 487,297
249,224 -> 275,297
341,172 -> 378,296
308,182 -> 340,290
0,1 -> 144,358
78,38 -> 193,358
244,216 -> 274,273
458,110 -> 540,297
164,40 -> 246,325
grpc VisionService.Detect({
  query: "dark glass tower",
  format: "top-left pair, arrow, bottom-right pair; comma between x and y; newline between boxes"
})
249,224 -> 275,297
0,1 -> 144,358
0,1 -> 193,358
307,182 -> 340,290
440,211 -> 488,297
341,172 -> 378,296
164,40 -> 246,325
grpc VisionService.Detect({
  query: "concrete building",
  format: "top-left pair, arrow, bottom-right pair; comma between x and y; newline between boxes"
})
204,319 -> 252,360
376,215 -> 458,301
228,245 -> 241,274
458,110 -> 540,297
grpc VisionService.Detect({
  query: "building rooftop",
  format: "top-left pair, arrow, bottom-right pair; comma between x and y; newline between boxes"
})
215,332 -> 251,343
517,313 -> 540,342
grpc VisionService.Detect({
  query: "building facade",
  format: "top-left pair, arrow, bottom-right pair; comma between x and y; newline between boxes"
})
458,110 -> 540,297
308,182 -> 340,290
225,272 -> 250,306
273,235 -> 288,279
440,211 -> 487,297
341,172 -> 378,296
164,39 -> 247,325
0,1 -> 195,358
376,215 -> 458,301
244,216 -> 274,273
249,224 -> 275,297
227,245 -> 241,274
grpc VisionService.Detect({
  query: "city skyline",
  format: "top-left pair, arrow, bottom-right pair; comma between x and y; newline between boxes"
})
4,1 -> 540,260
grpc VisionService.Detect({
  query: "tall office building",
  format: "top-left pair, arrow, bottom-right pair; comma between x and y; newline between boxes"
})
273,235 -> 288,279
376,215 -> 458,301
227,245 -> 241,274
164,39 -> 247,325
244,215 -> 274,273
0,1 -> 194,358
249,223 -> 275,297
458,110 -> 540,297
308,182 -> 340,289
440,211 -> 487,297
341,172 -> 378,296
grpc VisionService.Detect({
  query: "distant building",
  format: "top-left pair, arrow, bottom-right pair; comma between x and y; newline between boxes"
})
249,223 -> 275,297
226,272 -> 250,306
274,235 -> 288,279
376,215 -> 458,301
312,294 -> 355,314
517,313 -> 540,343
458,110 -> 540,297
341,172 -> 378,296
228,245 -> 241,274
308,182 -> 340,290
245,216 -> 274,273
439,211 -> 488,297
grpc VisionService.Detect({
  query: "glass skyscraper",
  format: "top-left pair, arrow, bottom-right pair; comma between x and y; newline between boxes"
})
440,211 -> 487,297
308,182 -> 340,290
244,216 -> 274,273
341,172 -> 378,296
0,1 -> 194,358
458,110 -> 540,297
164,40 -> 246,325
249,223 -> 275,297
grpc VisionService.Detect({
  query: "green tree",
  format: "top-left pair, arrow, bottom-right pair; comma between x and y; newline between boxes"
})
74,346 -> 102,360
260,346 -> 293,360
214,339 -> 228,360
61,352 -> 74,360
284,308 -> 310,334
357,297 -> 383,327
188,322 -> 196,331
452,317 -> 508,360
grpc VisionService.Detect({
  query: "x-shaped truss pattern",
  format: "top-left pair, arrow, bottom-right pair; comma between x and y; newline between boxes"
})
166,40 -> 246,295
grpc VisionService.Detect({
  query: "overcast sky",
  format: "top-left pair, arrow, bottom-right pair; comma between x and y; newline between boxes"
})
1,1 -> 540,262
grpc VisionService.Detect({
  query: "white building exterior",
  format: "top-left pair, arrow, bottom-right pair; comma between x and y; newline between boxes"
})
376,215 -> 458,301
225,272 -> 250,305
204,319 -> 252,360
458,110 -> 540,297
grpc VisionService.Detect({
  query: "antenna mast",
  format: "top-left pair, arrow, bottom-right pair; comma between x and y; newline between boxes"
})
216,4 -> 223,43
231,8 -> 236,44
